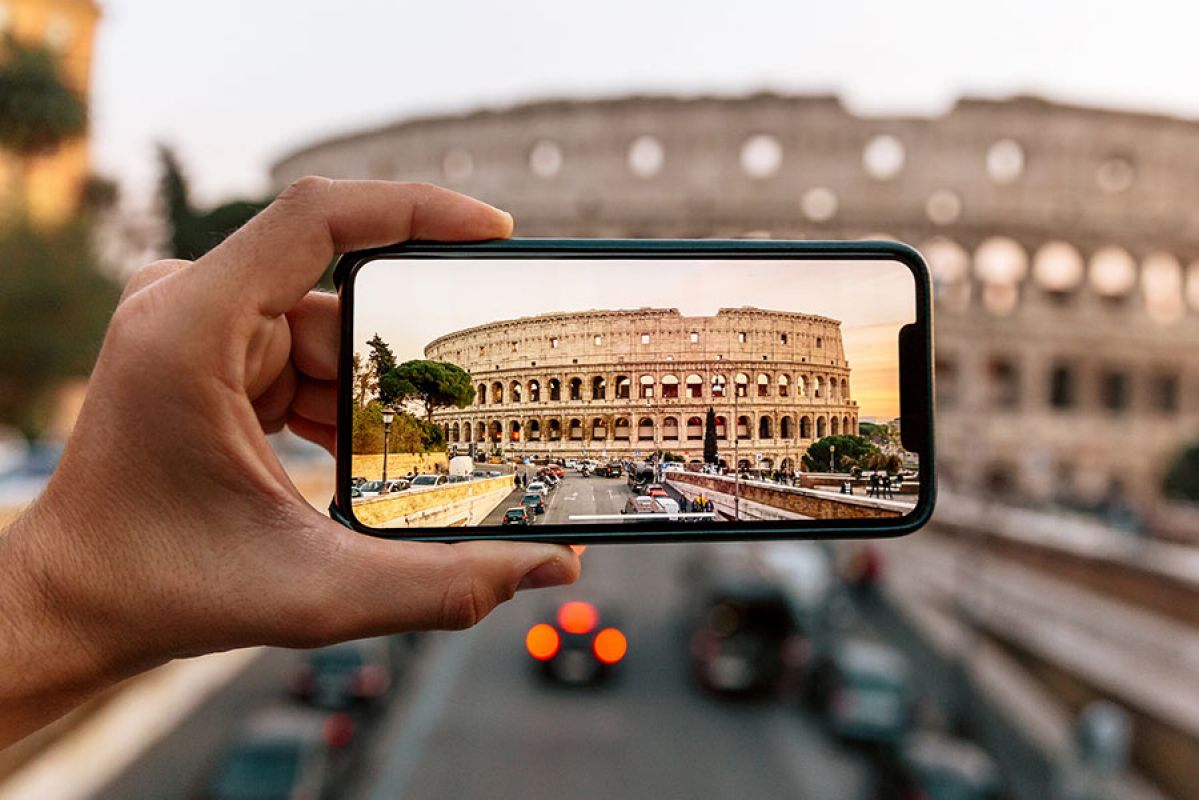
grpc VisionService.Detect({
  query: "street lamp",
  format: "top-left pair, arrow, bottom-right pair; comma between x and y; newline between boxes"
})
381,408 -> 396,483
829,443 -> 836,475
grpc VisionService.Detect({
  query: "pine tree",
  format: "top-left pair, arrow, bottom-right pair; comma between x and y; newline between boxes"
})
703,406 -> 718,464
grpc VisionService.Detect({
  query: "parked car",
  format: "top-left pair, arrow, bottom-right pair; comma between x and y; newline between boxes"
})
897,731 -> 1001,800
525,601 -> 627,685
290,638 -> 393,711
357,479 -> 408,497
471,469 -> 490,479
410,474 -> 448,488
350,476 -> 368,487
809,638 -> 914,746
207,707 -> 352,800
502,506 -> 532,526
522,493 -> 546,515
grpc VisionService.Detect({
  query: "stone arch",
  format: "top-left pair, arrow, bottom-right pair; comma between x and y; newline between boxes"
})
843,415 -> 852,435
831,416 -> 840,436
661,374 -> 679,399
686,415 -> 704,440
615,375 -> 631,400
778,374 -> 790,397
509,381 -> 522,403
509,419 -> 522,442
759,415 -> 773,439
780,415 -> 793,439
757,373 -> 771,397
639,374 -> 656,399
547,418 -> 562,440
715,415 -> 728,440
548,378 -> 561,401
491,381 -> 504,404
614,416 -> 631,440
796,375 -> 807,397
686,374 -> 704,398
799,415 -> 811,439
489,419 -> 503,442
451,422 -> 460,442
528,379 -> 540,402
638,416 -> 655,440
662,416 -> 680,440
463,421 -> 472,442
840,378 -> 849,400
477,383 -> 487,405
527,418 -> 541,441
734,373 -> 750,398
568,376 -> 583,401
475,421 -> 486,442
711,374 -> 727,398
591,375 -> 606,400
591,416 -> 607,440
568,417 -> 583,440
816,415 -> 827,438
736,415 -> 751,440
813,376 -> 824,399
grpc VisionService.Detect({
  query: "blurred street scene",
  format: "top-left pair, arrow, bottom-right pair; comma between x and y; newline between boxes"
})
2,1 -> 1198,799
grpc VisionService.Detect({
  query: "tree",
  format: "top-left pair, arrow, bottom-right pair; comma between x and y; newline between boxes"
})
802,435 -> 879,473
366,334 -> 400,405
703,406 -> 718,464
1163,443 -> 1199,503
390,360 -> 475,425
0,36 -> 87,208
157,145 -> 269,260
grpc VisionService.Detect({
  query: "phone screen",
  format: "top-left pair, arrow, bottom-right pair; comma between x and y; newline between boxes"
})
343,254 -> 926,536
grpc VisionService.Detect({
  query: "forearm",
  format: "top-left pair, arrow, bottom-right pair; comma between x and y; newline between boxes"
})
0,501 -> 129,748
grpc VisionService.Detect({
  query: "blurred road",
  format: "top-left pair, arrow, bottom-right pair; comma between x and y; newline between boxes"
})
482,473 -> 636,524
357,477 -> 871,799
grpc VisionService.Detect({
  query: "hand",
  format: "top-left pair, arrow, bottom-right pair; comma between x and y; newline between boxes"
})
0,178 -> 581,746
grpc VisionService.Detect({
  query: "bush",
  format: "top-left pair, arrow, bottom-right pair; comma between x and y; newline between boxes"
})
1163,444 -> 1199,503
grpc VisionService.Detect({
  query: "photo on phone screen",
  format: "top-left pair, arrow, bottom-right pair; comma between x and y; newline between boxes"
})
342,254 -> 926,536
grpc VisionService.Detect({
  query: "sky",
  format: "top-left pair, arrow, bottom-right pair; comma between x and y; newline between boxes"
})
89,1 -> 1199,208
354,258 -> 915,419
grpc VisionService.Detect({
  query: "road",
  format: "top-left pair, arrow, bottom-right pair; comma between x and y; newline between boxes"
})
94,475 -> 874,800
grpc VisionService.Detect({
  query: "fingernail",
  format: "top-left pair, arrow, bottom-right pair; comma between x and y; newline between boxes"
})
518,558 -> 572,591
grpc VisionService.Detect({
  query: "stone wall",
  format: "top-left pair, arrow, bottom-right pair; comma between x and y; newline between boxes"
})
351,475 -> 514,528
350,453 -> 449,481
666,471 -> 906,520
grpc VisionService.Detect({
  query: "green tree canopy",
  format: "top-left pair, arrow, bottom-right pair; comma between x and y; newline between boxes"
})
157,145 -> 269,260
0,35 -> 86,158
703,406 -> 718,464
802,435 -> 879,473
1163,444 -> 1199,503
389,360 -> 475,424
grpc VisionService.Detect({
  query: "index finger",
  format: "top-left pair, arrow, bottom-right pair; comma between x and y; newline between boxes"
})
194,178 -> 513,317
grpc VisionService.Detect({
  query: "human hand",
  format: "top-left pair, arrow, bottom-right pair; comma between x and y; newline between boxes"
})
0,179 -> 581,745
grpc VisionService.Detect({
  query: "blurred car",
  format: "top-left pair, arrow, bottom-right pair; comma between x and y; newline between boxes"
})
470,469 -> 489,479
526,481 -> 548,496
349,476 -> 367,488
349,485 -> 362,499
207,707 -> 353,800
522,493 -> 546,515
290,638 -> 392,711
410,474 -> 447,488
594,463 -> 621,478
525,601 -> 628,685
689,577 -> 810,696
447,474 -> 469,484
645,484 -> 669,498
898,731 -> 1001,800
810,638 -> 914,746
357,479 -> 407,497
545,464 -> 565,479
622,495 -> 665,516
502,506 -> 532,526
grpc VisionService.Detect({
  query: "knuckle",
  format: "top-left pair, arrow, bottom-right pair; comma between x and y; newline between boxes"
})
279,175 -> 333,205
438,569 -> 497,631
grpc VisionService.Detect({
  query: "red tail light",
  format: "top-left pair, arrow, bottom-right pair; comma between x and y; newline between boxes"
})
557,601 -> 599,634
526,623 -> 560,660
323,713 -> 354,749
593,628 -> 627,664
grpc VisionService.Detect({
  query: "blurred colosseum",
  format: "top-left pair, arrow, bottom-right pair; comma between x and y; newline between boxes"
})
422,306 -> 857,467
271,93 -> 1199,513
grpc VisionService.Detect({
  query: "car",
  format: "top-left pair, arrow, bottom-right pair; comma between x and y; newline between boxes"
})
350,476 -> 368,487
522,493 -> 546,515
525,600 -> 628,685
471,469 -> 489,479
410,474 -> 448,488
349,485 -> 362,499
897,731 -> 1001,800
546,465 -> 565,479
661,462 -> 685,473
357,479 -> 408,497
447,474 -> 470,483
645,484 -> 669,498
526,481 -> 548,496
502,506 -> 532,526
809,638 -> 914,746
290,638 -> 393,711
207,707 -> 352,800
689,577 -> 810,696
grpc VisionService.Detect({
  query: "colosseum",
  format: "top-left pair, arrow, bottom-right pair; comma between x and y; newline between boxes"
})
274,92 -> 1199,513
422,306 -> 857,468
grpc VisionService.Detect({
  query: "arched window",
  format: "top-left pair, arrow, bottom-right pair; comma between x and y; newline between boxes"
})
686,416 -> 703,440
757,373 -> 770,397
686,374 -> 703,398
591,375 -> 606,400
614,417 -> 631,440
463,422 -> 472,442
778,374 -> 790,397
549,378 -> 561,401
476,421 -> 486,442
451,422 -> 460,442
734,373 -> 750,398
816,416 -> 826,438
663,416 -> 679,439
510,420 -> 522,442
840,378 -> 849,400
711,374 -> 727,398
489,420 -> 502,442
491,381 -> 504,404
759,416 -> 773,439
843,415 -> 852,435
568,418 -> 583,440
796,375 -> 807,397
799,416 -> 811,439
569,377 -> 583,401
528,419 -> 541,441
661,374 -> 679,399
736,415 -> 751,440
528,379 -> 540,402
813,377 -> 823,399
831,416 -> 840,436
510,381 -> 522,403
615,375 -> 631,400
780,415 -> 793,439
638,417 -> 654,440
715,415 -> 728,440
591,416 -> 607,440
547,418 -> 562,440
477,383 -> 487,405
639,374 -> 655,399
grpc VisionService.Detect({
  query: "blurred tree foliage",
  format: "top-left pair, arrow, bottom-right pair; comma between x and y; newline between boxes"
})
802,435 -> 879,473
0,221 -> 120,437
1163,444 -> 1199,503
157,145 -> 269,260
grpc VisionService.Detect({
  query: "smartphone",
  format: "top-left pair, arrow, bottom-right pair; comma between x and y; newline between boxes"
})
331,239 -> 934,543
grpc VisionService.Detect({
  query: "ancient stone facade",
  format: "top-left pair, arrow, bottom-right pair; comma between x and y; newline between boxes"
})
424,307 -> 857,467
272,93 -> 1199,509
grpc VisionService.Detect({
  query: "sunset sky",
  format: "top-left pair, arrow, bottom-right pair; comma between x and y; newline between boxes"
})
354,258 -> 915,419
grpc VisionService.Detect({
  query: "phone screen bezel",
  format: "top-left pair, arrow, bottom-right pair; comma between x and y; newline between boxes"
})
331,238 -> 935,543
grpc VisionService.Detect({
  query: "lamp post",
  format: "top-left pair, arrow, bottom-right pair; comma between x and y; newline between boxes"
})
733,383 -> 741,521
829,443 -> 836,475
381,408 -> 396,483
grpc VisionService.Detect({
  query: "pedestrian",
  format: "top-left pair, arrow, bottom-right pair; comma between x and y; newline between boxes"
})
882,474 -> 893,499
704,498 -> 714,514
868,473 -> 879,498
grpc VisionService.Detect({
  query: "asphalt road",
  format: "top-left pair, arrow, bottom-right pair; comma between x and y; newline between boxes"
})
356,475 -> 872,800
